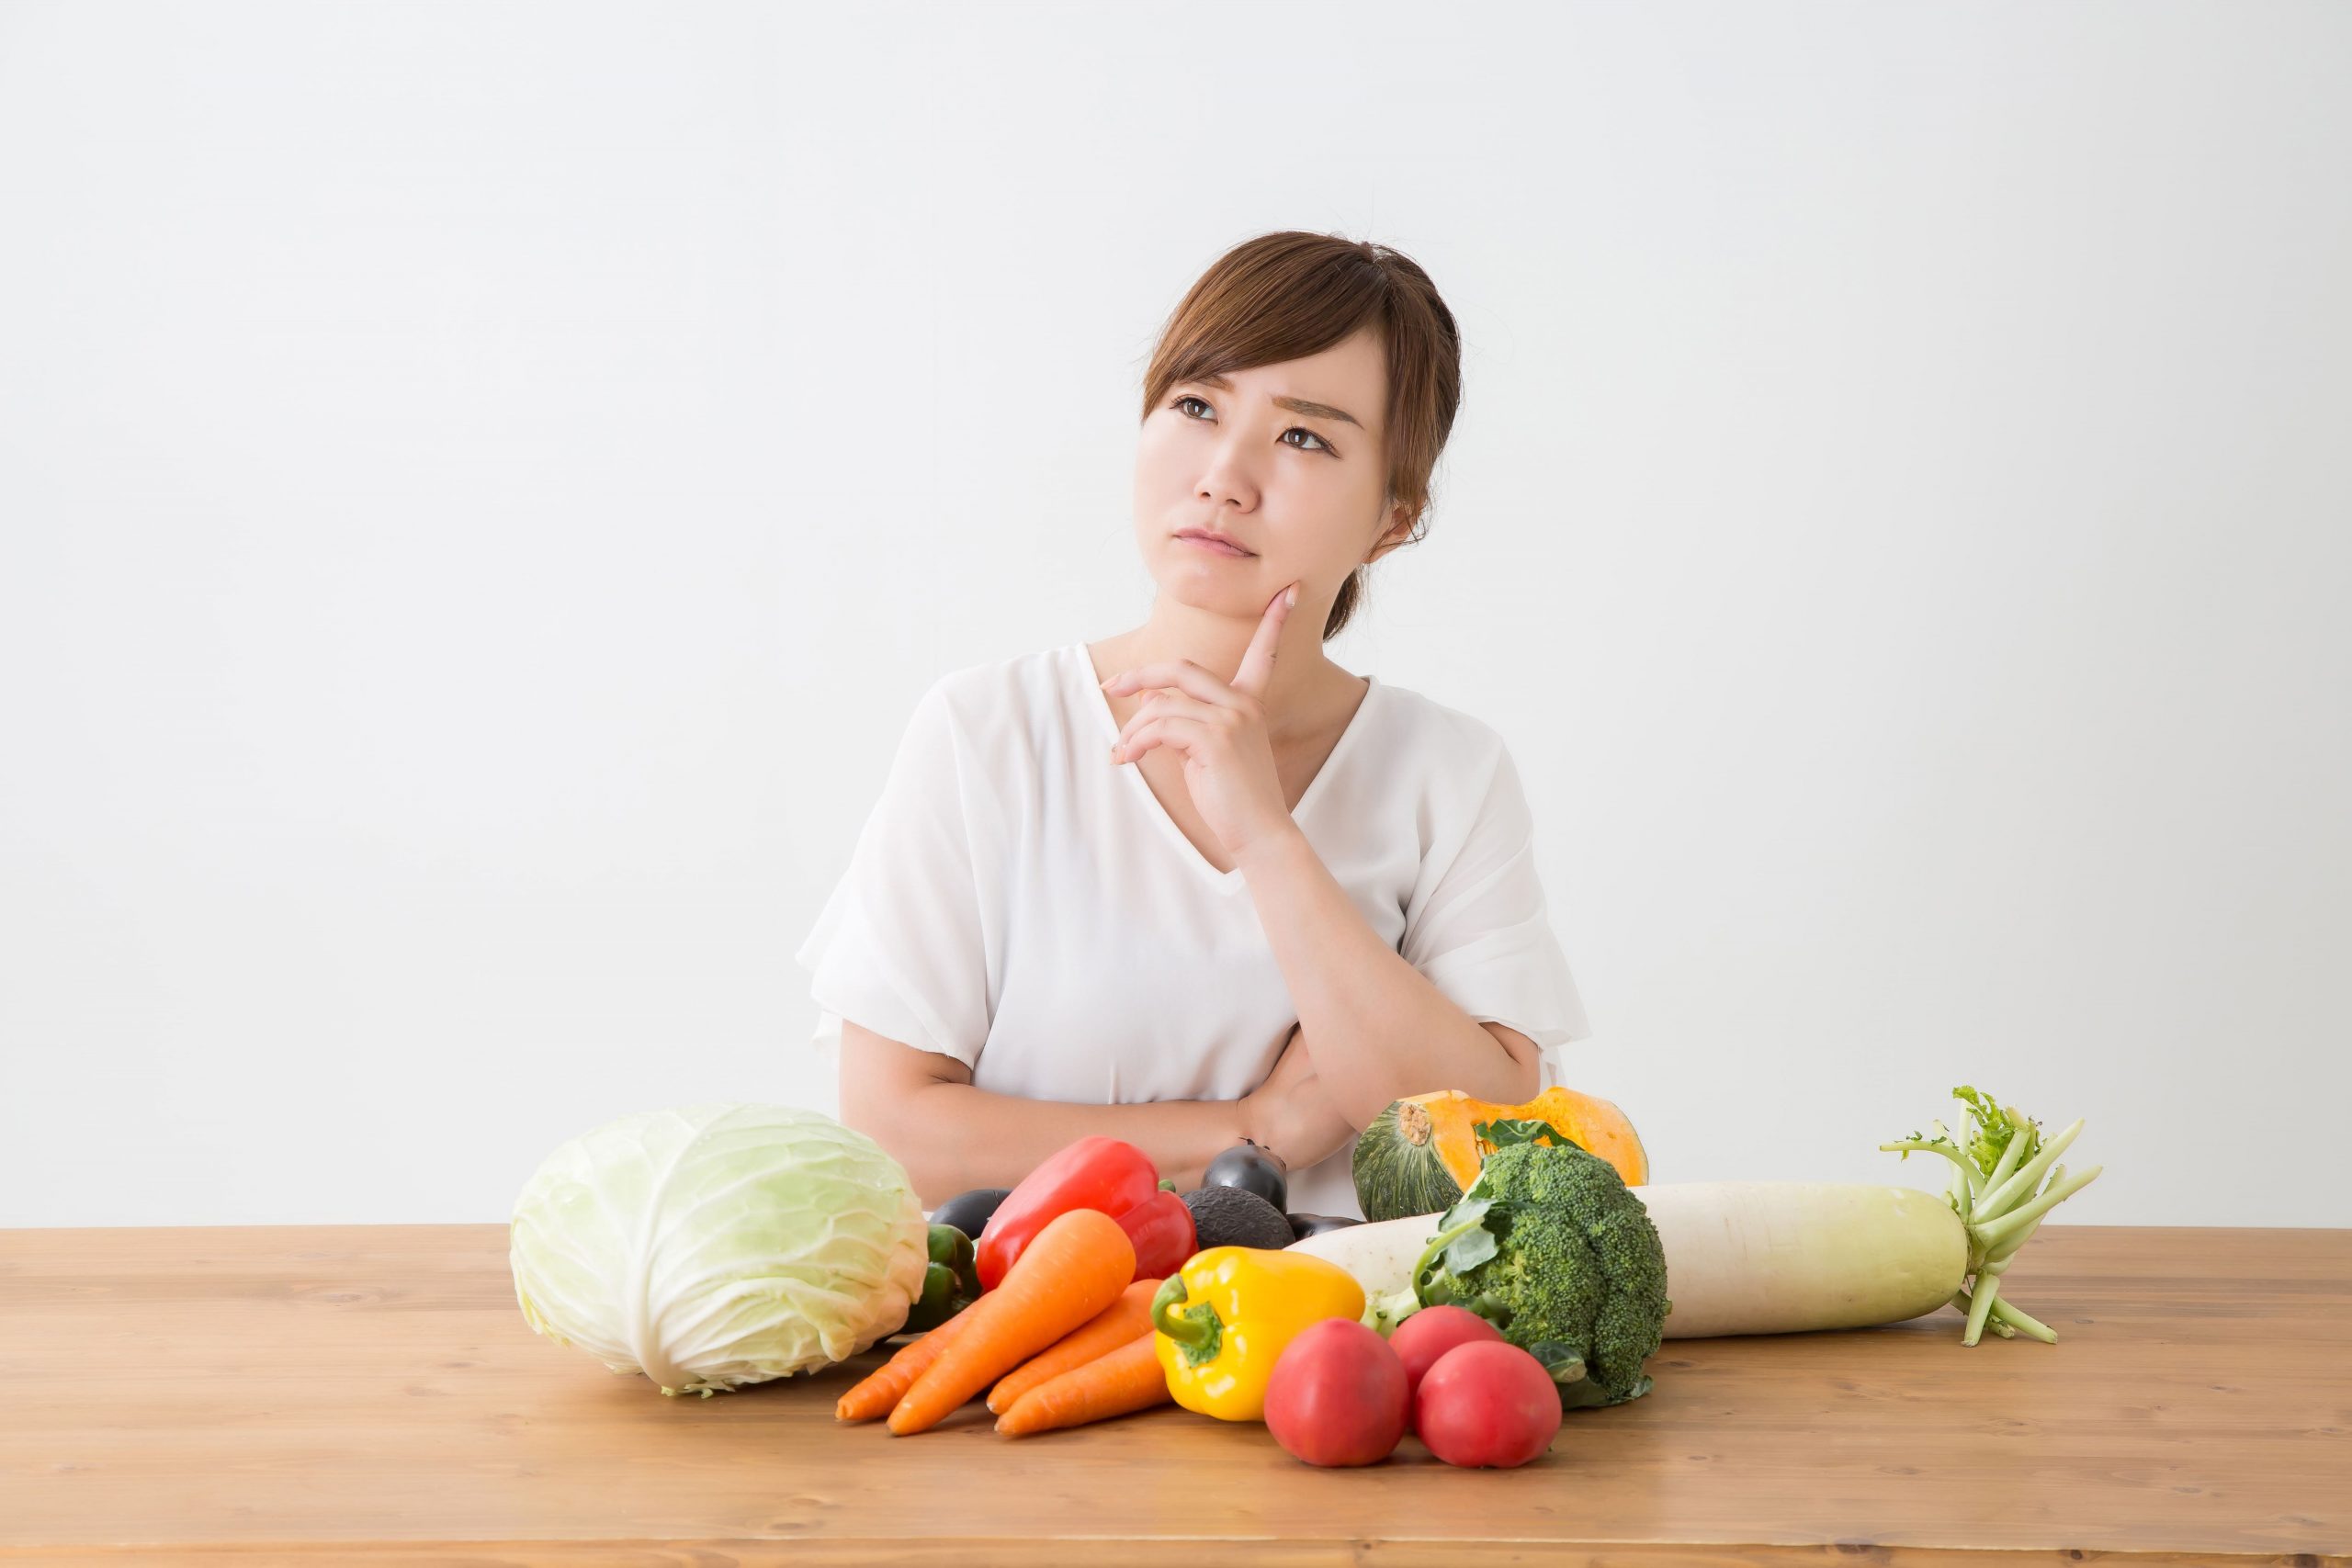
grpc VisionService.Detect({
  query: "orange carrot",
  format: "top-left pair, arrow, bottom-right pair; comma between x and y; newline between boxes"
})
986,1278 -> 1161,1414
887,1208 -> 1136,1436
835,1305 -> 978,1422
995,1333 -> 1171,1437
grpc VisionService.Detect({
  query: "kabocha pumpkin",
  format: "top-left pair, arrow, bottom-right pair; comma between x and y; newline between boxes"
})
1351,1087 -> 1648,1222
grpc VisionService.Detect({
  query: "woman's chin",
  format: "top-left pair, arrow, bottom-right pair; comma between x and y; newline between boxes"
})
1157,578 -> 1270,619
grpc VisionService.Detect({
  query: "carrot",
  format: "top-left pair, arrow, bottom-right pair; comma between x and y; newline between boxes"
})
986,1278 -> 1161,1414
835,1305 -> 978,1422
887,1207 -> 1136,1436
995,1333 -> 1171,1437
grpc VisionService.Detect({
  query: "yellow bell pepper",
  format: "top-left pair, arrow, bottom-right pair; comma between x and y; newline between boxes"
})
1150,1246 -> 1367,1422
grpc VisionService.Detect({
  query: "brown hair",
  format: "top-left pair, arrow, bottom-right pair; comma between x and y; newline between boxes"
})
1139,231 -> 1464,641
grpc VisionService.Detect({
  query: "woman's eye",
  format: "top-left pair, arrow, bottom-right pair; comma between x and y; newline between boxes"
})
1170,394 -> 1334,454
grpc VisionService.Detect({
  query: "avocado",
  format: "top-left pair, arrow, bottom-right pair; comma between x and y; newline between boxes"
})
1182,1183 -> 1295,1251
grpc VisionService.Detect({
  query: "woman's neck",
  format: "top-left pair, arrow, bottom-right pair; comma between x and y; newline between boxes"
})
1092,600 -> 1352,744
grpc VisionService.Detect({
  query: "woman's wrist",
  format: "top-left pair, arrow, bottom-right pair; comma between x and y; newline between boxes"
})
1233,1089 -> 1292,1175
1235,1086 -> 1272,1165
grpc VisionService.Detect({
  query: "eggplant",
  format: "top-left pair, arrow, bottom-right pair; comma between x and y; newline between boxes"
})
1288,1213 -> 1363,1241
929,1186 -> 1012,1240
1201,1139 -> 1288,1213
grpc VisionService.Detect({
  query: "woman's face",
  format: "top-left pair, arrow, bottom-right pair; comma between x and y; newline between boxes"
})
1133,325 -> 1408,623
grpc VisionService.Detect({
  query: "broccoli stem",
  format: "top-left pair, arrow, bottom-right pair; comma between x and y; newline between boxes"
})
1408,1213 -> 1489,1300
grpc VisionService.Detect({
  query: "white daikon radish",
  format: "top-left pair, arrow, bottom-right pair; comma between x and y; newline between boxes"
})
1286,1214 -> 1442,1329
1645,1112 -> 2101,1343
1638,1181 -> 1966,1337
1293,1089 -> 2102,1348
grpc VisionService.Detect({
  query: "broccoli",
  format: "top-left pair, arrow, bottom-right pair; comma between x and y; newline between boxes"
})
1377,1140 -> 1671,1409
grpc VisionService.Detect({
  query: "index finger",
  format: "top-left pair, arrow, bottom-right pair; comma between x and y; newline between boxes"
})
1230,582 -> 1298,698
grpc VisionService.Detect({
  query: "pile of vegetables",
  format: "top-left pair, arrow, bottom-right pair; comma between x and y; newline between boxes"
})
1263,1310 -> 1565,1469
510,1080 -> 2103,1472
1302,1084 -> 2101,1355
1352,1139 -> 1672,1407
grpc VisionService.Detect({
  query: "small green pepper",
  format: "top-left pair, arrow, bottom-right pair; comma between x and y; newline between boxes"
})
899,1224 -> 981,1335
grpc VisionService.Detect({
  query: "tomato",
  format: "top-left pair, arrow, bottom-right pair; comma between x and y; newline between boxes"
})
1263,1318 -> 1409,1468
1385,1305 -> 1506,1429
1413,1340 -> 1562,1469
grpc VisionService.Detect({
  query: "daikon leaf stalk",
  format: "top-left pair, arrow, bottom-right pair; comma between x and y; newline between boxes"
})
1879,1086 -> 2101,1348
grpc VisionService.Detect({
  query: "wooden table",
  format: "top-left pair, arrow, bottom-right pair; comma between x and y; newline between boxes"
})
3,1223 -> 2346,1564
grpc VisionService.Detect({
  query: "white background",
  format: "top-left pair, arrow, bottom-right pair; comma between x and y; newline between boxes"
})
3,1 -> 2345,1230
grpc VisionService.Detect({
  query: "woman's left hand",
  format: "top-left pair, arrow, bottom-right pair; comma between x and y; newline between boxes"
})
1102,581 -> 1302,867
1240,1023 -> 1362,1172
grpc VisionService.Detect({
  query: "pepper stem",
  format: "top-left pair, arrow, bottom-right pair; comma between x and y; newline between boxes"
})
1150,1275 -> 1224,1366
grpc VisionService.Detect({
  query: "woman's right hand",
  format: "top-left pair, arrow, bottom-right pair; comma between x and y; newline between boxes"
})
1239,1024 -> 1361,1175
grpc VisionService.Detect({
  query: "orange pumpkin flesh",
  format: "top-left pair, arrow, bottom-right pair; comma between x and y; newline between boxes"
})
1398,1086 -> 1649,1191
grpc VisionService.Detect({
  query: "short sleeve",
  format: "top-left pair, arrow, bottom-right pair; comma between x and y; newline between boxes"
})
1398,741 -> 1592,1080
793,682 -> 991,1070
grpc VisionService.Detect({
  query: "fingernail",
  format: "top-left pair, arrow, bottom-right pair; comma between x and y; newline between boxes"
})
1284,586 -> 1298,607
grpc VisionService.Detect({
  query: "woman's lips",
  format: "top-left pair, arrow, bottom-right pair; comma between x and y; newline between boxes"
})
1177,533 -> 1253,558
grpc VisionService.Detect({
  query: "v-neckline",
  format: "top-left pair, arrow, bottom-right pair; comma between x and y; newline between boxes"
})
1071,642 -> 1380,893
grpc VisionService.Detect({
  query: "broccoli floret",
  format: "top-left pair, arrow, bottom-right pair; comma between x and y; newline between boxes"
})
1408,1141 -> 1670,1408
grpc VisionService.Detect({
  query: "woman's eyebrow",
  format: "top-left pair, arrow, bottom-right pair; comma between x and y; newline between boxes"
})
1190,371 -> 1363,431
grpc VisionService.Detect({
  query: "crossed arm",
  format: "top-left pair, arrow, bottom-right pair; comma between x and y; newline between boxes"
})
839,807 -> 1544,1208
1233,821 -> 1542,1129
840,1012 -> 1540,1210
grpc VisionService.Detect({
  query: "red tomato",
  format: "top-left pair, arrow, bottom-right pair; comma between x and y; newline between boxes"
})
1263,1318 -> 1409,1468
1414,1340 -> 1562,1469
1385,1305 -> 1506,1429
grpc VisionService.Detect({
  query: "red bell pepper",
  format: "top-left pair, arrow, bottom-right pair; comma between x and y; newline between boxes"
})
976,1134 -> 1199,1289
1114,1188 -> 1197,1281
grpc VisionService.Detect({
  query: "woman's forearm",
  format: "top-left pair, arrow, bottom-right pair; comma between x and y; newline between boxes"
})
1236,823 -> 1531,1127
876,1080 -> 1252,1210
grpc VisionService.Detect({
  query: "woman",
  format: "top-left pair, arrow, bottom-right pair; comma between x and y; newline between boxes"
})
796,231 -> 1590,1218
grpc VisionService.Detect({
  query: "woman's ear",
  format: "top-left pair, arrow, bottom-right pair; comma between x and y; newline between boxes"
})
1363,501 -> 1415,567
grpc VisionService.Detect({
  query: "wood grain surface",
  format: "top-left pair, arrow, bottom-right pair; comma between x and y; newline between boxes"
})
1,1222 -> 2346,1565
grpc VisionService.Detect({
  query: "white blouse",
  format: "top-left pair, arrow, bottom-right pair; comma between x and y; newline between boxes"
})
793,642 -> 1593,1219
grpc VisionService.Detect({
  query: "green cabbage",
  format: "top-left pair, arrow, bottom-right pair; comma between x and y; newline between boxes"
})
509,1103 -> 927,1396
